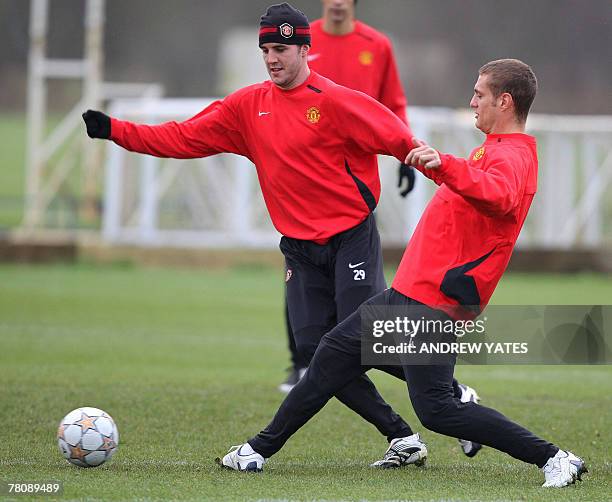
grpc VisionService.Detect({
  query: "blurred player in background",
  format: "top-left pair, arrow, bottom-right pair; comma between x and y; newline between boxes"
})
222,59 -> 588,490
279,0 -> 417,394
310,0 -> 416,197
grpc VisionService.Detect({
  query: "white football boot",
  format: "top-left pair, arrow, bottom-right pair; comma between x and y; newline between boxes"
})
217,443 -> 266,472
541,449 -> 588,487
457,383 -> 483,457
370,433 -> 428,468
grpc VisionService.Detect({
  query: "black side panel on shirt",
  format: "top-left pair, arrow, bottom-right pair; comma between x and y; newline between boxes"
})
344,160 -> 377,213
440,248 -> 495,313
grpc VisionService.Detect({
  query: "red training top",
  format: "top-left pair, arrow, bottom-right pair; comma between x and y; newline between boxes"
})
110,71 -> 413,242
308,19 -> 408,125
392,133 -> 538,318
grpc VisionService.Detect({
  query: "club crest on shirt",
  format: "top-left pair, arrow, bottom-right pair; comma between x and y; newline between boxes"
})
285,269 -> 293,282
306,106 -> 321,124
279,23 -> 294,38
472,147 -> 485,161
358,51 -> 374,66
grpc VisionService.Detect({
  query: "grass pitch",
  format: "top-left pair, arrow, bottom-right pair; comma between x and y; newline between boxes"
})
1,263 -> 610,501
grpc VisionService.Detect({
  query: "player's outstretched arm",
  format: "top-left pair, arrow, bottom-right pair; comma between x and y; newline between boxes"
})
406,138 -> 523,217
82,110 -> 111,139
81,100 -> 247,160
81,109 -> 207,158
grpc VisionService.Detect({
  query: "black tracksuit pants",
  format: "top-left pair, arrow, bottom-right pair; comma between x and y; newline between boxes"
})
252,288 -> 559,467
280,214 -> 412,442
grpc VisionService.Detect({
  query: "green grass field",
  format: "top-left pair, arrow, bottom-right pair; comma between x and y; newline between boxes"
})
1,263 -> 610,501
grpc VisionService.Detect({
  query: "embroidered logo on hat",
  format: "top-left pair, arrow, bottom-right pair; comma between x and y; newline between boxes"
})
259,4 -> 310,47
280,23 -> 294,38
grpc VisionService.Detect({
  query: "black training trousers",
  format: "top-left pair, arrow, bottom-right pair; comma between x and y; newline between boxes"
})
280,214 -> 412,442
251,288 -> 559,467
284,299 -> 304,370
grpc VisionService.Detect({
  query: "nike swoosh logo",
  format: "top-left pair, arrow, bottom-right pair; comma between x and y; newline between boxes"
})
348,262 -> 365,269
258,111 -> 270,116
307,54 -> 321,61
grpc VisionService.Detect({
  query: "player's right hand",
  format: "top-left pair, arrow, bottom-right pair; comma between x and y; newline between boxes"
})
82,110 -> 111,139
406,137 -> 441,170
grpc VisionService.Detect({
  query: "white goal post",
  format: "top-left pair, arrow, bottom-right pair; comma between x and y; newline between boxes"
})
103,100 -> 612,250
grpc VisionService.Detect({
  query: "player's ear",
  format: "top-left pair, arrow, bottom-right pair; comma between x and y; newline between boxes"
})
300,44 -> 310,57
499,92 -> 514,113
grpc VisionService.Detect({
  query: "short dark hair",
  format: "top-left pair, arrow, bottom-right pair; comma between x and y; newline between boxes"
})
479,59 -> 538,123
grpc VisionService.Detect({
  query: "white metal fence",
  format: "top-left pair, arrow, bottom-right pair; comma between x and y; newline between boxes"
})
103,99 -> 612,250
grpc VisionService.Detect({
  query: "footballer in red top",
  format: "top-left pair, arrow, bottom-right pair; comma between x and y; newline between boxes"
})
394,133 -> 538,318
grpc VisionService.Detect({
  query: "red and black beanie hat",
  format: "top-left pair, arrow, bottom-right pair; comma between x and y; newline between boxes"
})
259,3 -> 311,47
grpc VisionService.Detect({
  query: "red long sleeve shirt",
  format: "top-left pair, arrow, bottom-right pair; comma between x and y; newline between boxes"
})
392,133 -> 538,318
110,71 -> 413,242
308,19 -> 409,125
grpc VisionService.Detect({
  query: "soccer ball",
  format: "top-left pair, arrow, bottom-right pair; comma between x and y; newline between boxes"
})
57,407 -> 119,467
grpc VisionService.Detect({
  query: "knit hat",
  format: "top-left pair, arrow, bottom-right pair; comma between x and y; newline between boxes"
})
259,3 -> 311,47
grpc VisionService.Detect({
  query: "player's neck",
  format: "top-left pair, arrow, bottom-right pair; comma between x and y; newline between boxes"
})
488,115 -> 526,135
322,17 -> 355,36
489,123 -> 525,135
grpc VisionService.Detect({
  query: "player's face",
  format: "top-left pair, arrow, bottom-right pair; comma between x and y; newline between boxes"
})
470,74 -> 501,134
261,43 -> 308,89
321,0 -> 355,23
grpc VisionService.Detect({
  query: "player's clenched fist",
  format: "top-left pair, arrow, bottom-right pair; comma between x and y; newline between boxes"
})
405,138 -> 441,169
82,110 -> 111,139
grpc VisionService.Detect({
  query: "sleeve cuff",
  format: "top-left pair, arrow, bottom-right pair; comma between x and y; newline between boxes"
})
109,118 -> 123,141
433,152 -> 458,182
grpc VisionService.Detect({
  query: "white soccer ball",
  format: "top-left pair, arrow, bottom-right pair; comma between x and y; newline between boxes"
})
57,407 -> 119,467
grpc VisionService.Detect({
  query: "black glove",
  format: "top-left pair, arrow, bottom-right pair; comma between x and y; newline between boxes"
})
82,109 -> 111,139
397,162 -> 416,197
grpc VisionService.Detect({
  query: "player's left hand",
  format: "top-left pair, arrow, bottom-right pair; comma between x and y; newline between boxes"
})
397,163 -> 416,197
406,138 -> 441,169
82,110 -> 111,139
